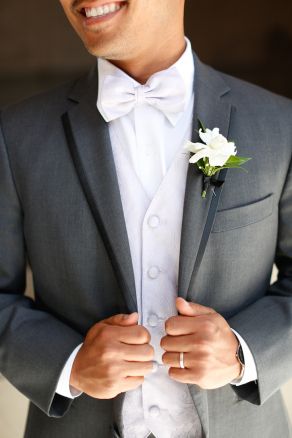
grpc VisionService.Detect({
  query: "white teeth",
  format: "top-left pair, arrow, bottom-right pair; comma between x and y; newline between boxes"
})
85,2 -> 123,18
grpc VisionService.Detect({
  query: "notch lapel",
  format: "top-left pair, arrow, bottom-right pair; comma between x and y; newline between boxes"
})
62,65 -> 137,313
178,53 -> 233,301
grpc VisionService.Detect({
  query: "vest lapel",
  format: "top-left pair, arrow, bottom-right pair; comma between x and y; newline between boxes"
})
62,65 -> 137,313
178,53 -> 233,303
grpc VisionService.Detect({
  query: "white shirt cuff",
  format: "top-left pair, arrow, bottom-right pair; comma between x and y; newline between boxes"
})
230,328 -> 258,386
55,343 -> 84,398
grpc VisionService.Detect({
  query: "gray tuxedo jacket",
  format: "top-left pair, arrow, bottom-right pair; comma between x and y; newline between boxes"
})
0,51 -> 292,438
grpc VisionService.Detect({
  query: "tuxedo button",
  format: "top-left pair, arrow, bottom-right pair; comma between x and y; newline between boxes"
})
147,215 -> 160,228
148,314 -> 159,327
148,266 -> 160,279
149,405 -> 160,418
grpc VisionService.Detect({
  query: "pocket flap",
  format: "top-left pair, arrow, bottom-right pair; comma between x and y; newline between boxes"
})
212,193 -> 275,233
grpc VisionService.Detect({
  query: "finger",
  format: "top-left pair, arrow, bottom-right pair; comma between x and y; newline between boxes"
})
168,367 -> 195,384
176,297 -> 215,317
162,351 -> 191,368
165,315 -> 204,336
103,312 -> 139,326
160,333 -> 195,352
121,360 -> 155,377
120,343 -> 154,361
117,325 -> 151,344
121,376 -> 145,391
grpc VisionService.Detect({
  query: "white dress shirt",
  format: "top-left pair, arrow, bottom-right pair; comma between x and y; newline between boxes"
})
55,37 -> 258,435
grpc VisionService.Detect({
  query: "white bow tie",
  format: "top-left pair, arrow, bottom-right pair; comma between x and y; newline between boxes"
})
97,69 -> 187,126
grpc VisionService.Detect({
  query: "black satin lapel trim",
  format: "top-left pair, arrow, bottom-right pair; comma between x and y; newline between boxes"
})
62,105 -> 137,313
178,58 -> 232,301
186,167 -> 228,301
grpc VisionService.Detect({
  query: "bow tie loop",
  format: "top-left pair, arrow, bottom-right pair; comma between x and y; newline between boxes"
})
97,69 -> 187,126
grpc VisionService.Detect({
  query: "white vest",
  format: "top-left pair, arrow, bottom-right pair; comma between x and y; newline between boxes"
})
109,126 -> 203,438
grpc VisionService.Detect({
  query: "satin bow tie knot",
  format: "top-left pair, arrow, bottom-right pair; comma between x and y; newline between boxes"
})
97,70 -> 187,126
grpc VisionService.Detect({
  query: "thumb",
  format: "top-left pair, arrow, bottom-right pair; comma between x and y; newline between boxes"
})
103,312 -> 139,326
176,297 -> 215,316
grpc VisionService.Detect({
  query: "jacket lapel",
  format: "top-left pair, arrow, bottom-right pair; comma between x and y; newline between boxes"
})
178,52 -> 233,302
177,53 -> 233,438
62,65 -> 138,313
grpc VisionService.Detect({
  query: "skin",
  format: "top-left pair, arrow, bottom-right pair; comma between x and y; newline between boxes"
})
59,0 -> 242,397
58,0 -> 186,84
161,298 -> 241,389
70,312 -> 154,398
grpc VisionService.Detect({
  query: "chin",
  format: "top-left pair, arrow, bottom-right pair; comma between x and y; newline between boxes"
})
84,42 -> 130,60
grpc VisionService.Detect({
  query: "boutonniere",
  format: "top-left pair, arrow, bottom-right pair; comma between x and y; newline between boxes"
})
184,120 -> 252,198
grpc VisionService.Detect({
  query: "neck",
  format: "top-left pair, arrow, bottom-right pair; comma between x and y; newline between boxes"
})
108,33 -> 186,84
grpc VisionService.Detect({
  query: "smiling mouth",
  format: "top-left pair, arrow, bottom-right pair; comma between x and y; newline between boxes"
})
79,1 -> 128,19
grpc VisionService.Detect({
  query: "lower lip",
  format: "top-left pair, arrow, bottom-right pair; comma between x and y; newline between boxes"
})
82,3 -> 127,26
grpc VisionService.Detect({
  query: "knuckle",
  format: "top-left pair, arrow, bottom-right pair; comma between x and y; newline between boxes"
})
196,343 -> 212,358
201,319 -> 217,334
106,363 -> 120,379
99,343 -> 116,362
165,316 -> 175,332
98,325 -> 112,342
137,326 -> 151,343
160,337 -> 166,349
161,352 -> 167,363
146,344 -> 155,358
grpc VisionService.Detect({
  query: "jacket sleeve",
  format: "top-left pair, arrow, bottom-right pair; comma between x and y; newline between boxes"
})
227,151 -> 292,405
0,116 -> 84,417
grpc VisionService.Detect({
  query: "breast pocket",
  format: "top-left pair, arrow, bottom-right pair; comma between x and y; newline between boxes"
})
212,193 -> 275,233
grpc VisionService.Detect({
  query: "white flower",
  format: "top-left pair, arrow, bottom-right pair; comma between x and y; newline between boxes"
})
184,127 -> 237,167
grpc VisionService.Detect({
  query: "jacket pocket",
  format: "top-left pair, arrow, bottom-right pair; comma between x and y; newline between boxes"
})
212,193 -> 275,233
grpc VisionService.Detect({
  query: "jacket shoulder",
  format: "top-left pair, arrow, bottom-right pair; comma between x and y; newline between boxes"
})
216,67 -> 292,113
0,78 -> 78,129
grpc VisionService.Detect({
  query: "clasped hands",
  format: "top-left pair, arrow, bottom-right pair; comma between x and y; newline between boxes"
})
70,297 -> 242,399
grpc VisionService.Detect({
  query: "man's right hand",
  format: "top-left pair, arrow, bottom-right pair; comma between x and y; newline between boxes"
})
69,312 -> 154,399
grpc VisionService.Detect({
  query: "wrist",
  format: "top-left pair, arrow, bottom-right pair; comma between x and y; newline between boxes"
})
234,341 -> 245,380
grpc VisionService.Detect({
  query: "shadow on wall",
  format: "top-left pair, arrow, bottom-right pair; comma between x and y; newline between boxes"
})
216,26 -> 292,98
0,1 -> 292,107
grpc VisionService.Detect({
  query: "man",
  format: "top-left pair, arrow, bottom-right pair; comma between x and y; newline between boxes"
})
0,0 -> 292,437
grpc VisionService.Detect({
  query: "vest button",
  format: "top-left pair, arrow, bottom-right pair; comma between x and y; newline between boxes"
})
147,266 -> 160,279
148,314 -> 159,327
147,215 -> 160,228
149,405 -> 160,418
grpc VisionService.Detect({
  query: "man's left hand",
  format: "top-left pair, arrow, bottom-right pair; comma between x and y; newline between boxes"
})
160,297 -> 241,389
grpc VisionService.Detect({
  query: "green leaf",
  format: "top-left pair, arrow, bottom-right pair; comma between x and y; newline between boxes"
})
225,155 -> 252,166
212,165 -> 249,174
198,119 -> 207,133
